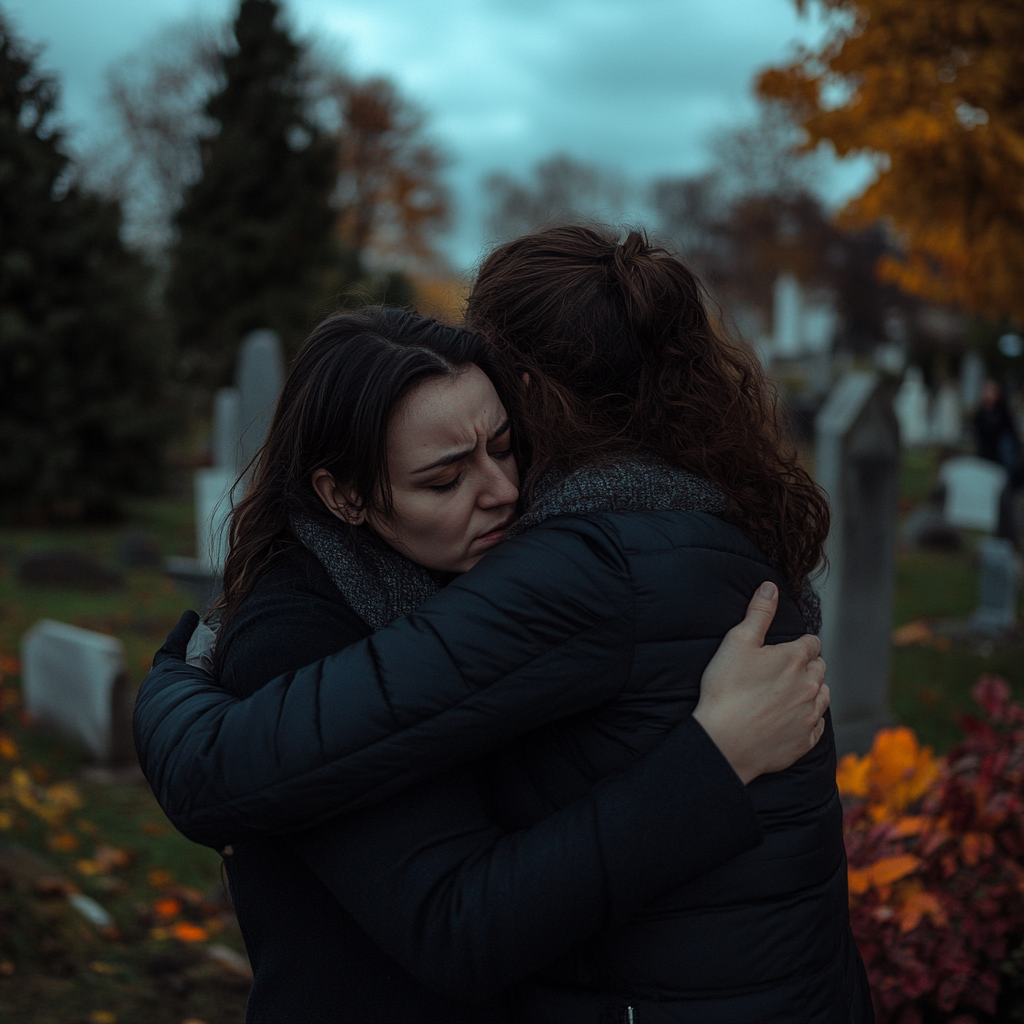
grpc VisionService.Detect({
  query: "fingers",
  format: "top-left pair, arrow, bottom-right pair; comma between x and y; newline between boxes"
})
153,610 -> 200,667
813,682 -> 831,719
810,716 -> 826,748
732,581 -> 779,648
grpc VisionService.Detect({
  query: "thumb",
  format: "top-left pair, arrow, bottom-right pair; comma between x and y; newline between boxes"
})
730,581 -> 778,648
152,610 -> 200,668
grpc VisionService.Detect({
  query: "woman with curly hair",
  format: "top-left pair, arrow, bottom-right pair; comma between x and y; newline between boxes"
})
136,226 -> 867,1022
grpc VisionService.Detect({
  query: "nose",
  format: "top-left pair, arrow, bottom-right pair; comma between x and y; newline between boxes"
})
478,459 -> 518,509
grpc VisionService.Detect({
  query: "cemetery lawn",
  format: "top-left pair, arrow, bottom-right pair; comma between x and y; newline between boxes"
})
0,499 -> 249,1024
890,449 -> 1024,754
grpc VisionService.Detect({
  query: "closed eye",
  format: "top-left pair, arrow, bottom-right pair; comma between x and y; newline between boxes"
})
429,472 -> 464,494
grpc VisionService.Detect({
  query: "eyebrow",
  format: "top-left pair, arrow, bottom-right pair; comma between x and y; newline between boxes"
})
412,419 -> 511,474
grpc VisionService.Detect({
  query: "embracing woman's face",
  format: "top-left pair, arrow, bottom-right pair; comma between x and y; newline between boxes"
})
374,364 -> 519,572
316,364 -> 519,574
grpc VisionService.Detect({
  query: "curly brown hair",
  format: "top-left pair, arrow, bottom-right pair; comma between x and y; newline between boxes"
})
465,224 -> 829,590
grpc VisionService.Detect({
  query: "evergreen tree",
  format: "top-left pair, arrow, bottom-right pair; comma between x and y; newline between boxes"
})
167,0 -> 341,386
0,13 -> 170,522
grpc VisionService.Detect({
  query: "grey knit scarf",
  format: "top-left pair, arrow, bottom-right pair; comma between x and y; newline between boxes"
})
291,457 -> 826,634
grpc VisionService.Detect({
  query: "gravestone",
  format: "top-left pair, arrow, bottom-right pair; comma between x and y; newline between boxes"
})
212,387 -> 242,472
960,352 -> 985,411
236,330 -> 284,473
971,539 -> 1021,634
773,273 -> 802,358
930,383 -> 962,445
939,456 -> 1007,533
21,620 -> 133,763
194,467 -> 235,574
816,371 -> 901,755
894,367 -> 930,446
172,330 -> 284,589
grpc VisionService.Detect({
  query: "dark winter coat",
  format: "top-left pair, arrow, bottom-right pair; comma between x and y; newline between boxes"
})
214,545 -> 763,1023
136,508 -> 872,1023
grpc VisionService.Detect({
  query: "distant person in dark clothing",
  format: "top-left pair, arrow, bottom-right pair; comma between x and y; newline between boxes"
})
975,379 -> 1021,480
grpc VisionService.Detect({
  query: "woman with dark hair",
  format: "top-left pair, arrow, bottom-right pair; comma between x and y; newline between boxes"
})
136,228 -> 866,1021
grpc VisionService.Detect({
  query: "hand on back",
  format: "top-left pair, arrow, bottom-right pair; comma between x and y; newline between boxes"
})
692,582 -> 829,785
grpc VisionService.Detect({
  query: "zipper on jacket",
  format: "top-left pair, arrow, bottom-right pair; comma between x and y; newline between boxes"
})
624,1007 -> 635,1024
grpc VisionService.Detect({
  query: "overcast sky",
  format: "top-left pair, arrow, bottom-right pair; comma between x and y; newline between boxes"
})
6,0 -> 866,269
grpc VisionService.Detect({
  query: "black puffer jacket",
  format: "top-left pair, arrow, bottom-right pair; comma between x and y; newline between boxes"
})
136,510 -> 871,1023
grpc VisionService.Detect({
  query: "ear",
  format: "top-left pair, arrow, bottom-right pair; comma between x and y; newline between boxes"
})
312,469 -> 365,526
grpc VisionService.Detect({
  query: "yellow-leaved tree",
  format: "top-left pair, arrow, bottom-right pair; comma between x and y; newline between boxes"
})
758,0 -> 1024,321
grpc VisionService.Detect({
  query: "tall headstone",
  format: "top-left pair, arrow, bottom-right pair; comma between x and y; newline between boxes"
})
21,621 -> 132,763
816,372 -> 901,754
929,383 -> 962,445
191,330 -> 284,576
212,387 -> 242,471
960,352 -> 985,411
236,330 -> 284,473
971,539 -> 1021,634
194,467 -> 235,574
894,367 -> 930,446
773,273 -> 802,358
939,456 -> 1007,533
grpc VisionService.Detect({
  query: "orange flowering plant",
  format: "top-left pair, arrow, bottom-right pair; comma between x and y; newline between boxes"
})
839,678 -> 1024,1023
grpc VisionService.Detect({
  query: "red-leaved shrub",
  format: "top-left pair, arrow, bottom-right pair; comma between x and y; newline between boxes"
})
839,677 -> 1024,1023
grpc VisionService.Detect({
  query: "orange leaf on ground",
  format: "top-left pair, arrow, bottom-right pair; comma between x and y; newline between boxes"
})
171,921 -> 209,943
48,832 -> 79,852
94,845 -> 132,871
892,620 -> 932,646
0,732 -> 19,761
147,868 -> 175,889
153,897 -> 182,920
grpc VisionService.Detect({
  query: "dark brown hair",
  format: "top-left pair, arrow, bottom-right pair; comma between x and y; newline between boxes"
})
214,307 -> 499,624
466,224 -> 829,589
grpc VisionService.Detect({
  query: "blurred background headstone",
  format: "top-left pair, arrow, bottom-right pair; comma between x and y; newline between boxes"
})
960,352 -> 985,412
939,457 -> 1007,533
235,330 -> 284,474
21,620 -> 133,764
816,371 -> 901,755
929,383 -> 962,445
212,387 -> 242,473
971,539 -> 1022,634
894,367 -> 930,447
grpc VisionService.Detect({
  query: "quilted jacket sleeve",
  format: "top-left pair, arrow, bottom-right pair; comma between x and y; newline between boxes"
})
134,518 -> 638,848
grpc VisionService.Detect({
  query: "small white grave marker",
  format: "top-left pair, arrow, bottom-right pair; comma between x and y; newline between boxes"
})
939,457 -> 1007,533
894,367 -> 930,446
930,383 -> 962,445
21,621 -> 131,762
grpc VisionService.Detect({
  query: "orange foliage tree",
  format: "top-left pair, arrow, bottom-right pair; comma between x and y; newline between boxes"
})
758,0 -> 1024,322
327,77 -> 451,271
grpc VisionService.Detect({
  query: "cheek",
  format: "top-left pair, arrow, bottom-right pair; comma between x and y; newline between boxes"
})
379,492 -> 477,568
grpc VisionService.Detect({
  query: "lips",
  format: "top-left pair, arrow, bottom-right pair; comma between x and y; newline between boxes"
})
476,515 -> 515,543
